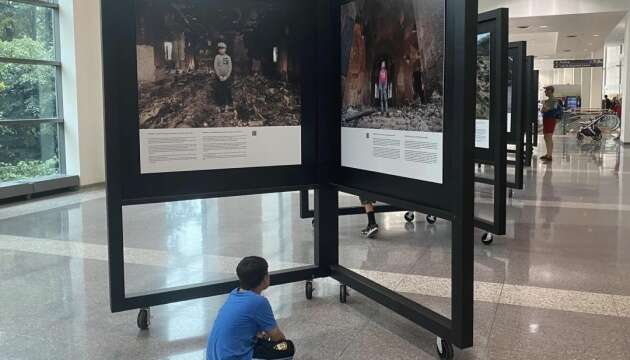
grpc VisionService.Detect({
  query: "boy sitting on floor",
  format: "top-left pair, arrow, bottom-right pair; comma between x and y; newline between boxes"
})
206,256 -> 295,360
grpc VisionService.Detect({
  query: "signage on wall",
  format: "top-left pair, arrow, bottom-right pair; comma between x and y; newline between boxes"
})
553,59 -> 603,69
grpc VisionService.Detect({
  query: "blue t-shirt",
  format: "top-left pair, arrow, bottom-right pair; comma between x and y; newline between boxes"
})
206,289 -> 277,360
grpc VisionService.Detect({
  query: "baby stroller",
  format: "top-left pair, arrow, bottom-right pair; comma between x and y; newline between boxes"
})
576,115 -> 603,142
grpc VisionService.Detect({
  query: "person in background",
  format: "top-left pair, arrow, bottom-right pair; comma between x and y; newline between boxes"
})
540,86 -> 559,163
359,197 -> 379,238
214,42 -> 233,112
206,256 -> 295,360
612,97 -> 622,119
604,95 -> 612,110
378,61 -> 389,116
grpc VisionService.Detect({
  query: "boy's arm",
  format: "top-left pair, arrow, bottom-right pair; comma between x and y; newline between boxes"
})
256,297 -> 285,342
265,327 -> 286,342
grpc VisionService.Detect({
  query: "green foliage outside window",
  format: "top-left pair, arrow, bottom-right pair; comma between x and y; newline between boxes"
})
0,2 -> 60,183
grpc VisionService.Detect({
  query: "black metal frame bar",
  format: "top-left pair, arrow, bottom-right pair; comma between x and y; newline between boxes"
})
473,9 -> 508,235
505,42 -> 527,190
532,70 -> 540,148
524,56 -> 536,167
298,189 -> 402,219
103,0 -> 476,350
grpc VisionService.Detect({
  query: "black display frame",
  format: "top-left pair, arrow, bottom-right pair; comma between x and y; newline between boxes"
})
505,42 -> 527,190
533,70 -> 540,148
103,0 -> 477,351
524,56 -> 536,167
473,8 -> 508,236
331,0 -> 476,348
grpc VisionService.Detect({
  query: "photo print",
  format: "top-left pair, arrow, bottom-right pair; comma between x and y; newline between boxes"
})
135,0 -> 302,129
340,0 -> 445,133
476,33 -> 491,122
340,0 -> 446,184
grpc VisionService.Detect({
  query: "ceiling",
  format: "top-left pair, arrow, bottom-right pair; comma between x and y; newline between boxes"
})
508,12 -> 627,59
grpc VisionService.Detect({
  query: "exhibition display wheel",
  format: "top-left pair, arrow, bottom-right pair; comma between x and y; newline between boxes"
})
436,337 -> 454,359
426,215 -> 437,225
339,284 -> 349,303
137,307 -> 150,330
404,211 -> 415,223
482,233 -> 494,245
305,280 -> 314,300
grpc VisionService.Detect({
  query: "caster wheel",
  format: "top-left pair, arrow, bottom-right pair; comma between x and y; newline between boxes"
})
426,215 -> 437,225
577,134 -> 584,142
508,189 -> 514,198
311,219 -> 315,227
137,308 -> 150,330
482,233 -> 494,245
305,280 -> 314,300
339,284 -> 348,303
404,211 -> 415,223
436,337 -> 454,360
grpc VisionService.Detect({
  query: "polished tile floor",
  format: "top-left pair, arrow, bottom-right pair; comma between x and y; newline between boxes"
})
1,136 -> 630,359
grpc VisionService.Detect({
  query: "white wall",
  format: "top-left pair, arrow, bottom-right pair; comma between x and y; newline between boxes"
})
59,0 -> 105,186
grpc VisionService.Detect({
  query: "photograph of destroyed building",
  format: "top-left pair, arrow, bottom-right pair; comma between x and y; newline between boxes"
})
476,33 -> 491,121
135,0 -> 302,129
341,0 -> 445,133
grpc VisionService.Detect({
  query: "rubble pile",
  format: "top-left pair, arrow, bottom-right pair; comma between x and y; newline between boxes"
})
342,96 -> 444,133
138,72 -> 301,129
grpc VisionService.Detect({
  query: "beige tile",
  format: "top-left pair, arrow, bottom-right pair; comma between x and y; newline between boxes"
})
500,284 -> 618,316
613,295 -> 630,318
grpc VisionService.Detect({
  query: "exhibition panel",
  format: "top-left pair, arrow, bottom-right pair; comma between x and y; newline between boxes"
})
104,0 -> 320,205
332,0 -> 477,350
473,9 -> 508,237
524,56 -> 536,167
505,42 -> 527,190
102,0 -> 326,315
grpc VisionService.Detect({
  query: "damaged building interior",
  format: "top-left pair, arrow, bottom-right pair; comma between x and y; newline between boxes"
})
477,33 -> 491,121
341,0 -> 444,133
135,0 -> 303,129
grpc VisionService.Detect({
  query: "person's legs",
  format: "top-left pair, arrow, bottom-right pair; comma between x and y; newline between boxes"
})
379,85 -> 386,114
252,339 -> 295,360
216,80 -> 226,108
542,117 -> 556,161
544,133 -> 553,159
225,79 -> 233,110
359,198 -> 378,238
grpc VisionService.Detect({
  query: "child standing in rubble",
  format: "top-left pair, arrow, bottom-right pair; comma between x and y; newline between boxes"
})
378,61 -> 389,116
214,42 -> 233,112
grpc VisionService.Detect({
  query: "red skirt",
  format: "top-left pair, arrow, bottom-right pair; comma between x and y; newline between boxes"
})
543,116 -> 556,134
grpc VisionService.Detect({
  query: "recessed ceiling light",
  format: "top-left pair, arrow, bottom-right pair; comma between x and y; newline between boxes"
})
567,35 -> 577,38
563,49 -> 571,52
517,25 -> 530,29
539,25 -> 549,29
593,34 -> 600,37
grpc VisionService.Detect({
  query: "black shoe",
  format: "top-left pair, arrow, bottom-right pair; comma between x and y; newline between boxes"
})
360,224 -> 379,238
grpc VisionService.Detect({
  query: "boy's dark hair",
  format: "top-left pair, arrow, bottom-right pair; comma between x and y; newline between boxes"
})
236,256 -> 269,290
